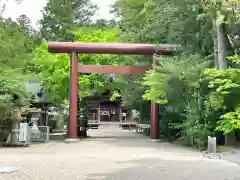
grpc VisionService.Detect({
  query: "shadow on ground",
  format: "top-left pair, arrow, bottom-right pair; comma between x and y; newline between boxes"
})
84,158 -> 240,180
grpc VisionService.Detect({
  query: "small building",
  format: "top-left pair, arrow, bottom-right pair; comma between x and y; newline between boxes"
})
85,93 -> 132,124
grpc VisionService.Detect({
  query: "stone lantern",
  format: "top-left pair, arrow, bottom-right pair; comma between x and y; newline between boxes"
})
7,106 -> 23,145
28,108 -> 42,141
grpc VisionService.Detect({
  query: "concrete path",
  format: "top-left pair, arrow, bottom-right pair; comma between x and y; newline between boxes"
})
221,150 -> 240,165
0,122 -> 240,180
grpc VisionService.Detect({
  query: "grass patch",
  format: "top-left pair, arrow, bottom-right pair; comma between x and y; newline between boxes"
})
216,146 -> 233,153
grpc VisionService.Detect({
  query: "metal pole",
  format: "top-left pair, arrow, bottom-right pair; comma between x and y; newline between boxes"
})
67,52 -> 78,140
150,54 -> 160,140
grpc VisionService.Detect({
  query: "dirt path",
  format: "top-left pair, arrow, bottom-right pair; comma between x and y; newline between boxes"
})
0,122 -> 239,180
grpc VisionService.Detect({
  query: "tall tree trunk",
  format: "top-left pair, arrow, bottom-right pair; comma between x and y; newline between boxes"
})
213,20 -> 219,69
216,23 -> 228,70
216,22 -> 236,145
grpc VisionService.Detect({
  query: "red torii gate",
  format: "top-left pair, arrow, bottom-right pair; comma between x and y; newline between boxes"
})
48,42 -> 178,141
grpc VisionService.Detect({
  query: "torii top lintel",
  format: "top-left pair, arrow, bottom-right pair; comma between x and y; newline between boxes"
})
48,42 -> 179,55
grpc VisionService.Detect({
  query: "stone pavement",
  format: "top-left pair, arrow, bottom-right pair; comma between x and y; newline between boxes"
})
221,150 -> 240,165
1,122 -> 240,180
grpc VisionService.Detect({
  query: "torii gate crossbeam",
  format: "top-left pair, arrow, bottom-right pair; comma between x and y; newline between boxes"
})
48,42 -> 179,142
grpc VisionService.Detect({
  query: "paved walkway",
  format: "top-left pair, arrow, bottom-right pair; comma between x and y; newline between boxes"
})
1,122 -> 240,180
221,150 -> 240,165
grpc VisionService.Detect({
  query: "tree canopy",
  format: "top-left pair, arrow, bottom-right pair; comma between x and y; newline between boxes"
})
1,0 -> 240,147
40,0 -> 97,41
32,27 -> 122,103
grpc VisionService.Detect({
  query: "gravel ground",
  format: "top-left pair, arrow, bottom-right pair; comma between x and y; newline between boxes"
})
1,122 -> 240,180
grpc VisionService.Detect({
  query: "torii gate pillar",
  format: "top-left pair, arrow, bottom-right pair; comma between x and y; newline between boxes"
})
67,52 -> 78,140
150,54 -> 159,140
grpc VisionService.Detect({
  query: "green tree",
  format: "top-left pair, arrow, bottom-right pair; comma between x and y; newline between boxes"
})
93,19 -> 117,28
39,0 -> 97,41
203,55 -> 240,134
17,14 -> 33,35
113,0 -> 213,55
0,17 -> 33,123
199,0 -> 239,69
113,0 -> 240,146
32,27 -> 121,103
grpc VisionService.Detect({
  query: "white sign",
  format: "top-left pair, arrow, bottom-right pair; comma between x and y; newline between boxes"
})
121,113 -> 126,117
100,111 -> 110,116
19,123 -> 29,142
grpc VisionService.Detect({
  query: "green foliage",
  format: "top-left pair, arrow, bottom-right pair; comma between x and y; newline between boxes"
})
32,27 -> 121,103
200,0 -> 239,25
40,0 -> 97,41
142,54 -> 207,142
113,0 -> 214,55
112,0 -> 240,148
6,0 -> 240,148
143,54 -> 203,104
216,107 -> 240,134
112,0 -> 217,140
0,18 -> 32,68
17,14 -> 34,35
0,66 -> 30,113
142,69 -> 168,104
0,15 -> 35,122
203,55 -> 240,134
